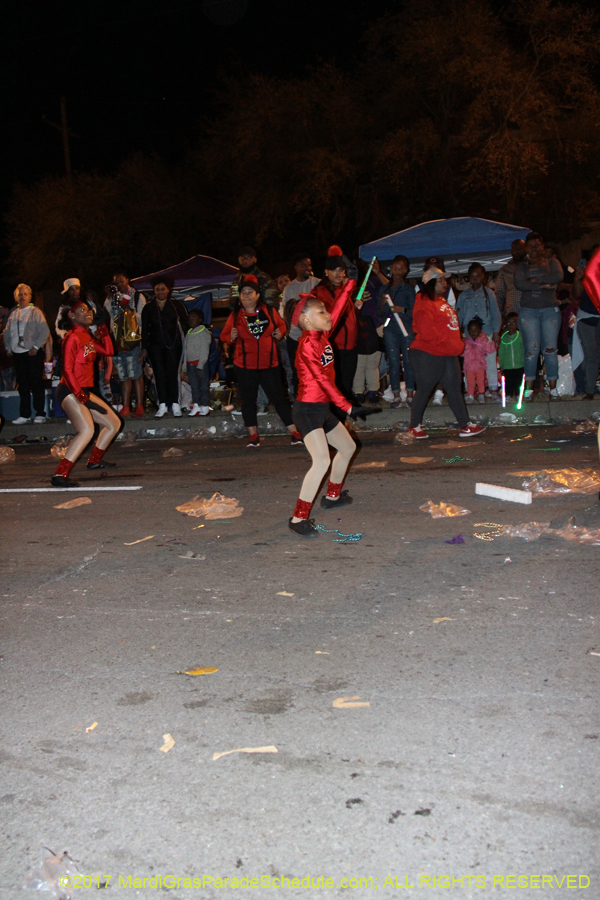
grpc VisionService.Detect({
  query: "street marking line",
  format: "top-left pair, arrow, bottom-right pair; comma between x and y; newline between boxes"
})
0,486 -> 143,493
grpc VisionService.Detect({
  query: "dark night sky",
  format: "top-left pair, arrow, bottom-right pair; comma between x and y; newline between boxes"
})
3,0 -> 393,193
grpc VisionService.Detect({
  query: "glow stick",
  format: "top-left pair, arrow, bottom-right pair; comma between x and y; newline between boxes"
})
501,375 -> 506,408
516,374 -> 526,410
356,256 -> 376,302
385,295 -> 409,337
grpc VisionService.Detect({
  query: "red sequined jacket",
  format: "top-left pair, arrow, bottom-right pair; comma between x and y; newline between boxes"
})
295,280 -> 355,410
60,325 -> 113,400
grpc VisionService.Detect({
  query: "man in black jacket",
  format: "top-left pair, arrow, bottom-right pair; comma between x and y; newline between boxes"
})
232,247 -> 278,308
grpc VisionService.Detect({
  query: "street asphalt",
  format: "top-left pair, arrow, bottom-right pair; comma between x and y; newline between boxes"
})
1,424 -> 599,899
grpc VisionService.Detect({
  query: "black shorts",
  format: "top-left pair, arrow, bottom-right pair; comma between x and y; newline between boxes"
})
292,400 -> 340,438
55,383 -> 107,414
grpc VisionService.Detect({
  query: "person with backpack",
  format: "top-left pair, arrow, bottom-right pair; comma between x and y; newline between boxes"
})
220,274 -> 303,448
104,269 -> 146,417
456,263 -> 502,401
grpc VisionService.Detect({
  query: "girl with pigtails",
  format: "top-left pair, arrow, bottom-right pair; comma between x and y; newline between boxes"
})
286,246 -> 380,538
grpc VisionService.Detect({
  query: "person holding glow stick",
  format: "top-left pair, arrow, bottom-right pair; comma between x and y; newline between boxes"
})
377,255 -> 415,408
498,312 -> 525,399
312,246 -> 358,401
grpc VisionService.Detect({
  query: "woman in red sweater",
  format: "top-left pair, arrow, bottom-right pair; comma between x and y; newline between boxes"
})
51,299 -> 121,487
221,275 -> 303,448
409,269 -> 485,439
312,246 -> 357,400
286,276 -> 380,537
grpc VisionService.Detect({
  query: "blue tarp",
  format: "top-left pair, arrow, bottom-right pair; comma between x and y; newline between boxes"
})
359,217 -> 530,273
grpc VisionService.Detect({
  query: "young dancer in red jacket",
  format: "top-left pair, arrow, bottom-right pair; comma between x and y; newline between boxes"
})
51,299 -> 121,487
408,268 -> 485,440
286,259 -> 380,537
221,274 -> 303,448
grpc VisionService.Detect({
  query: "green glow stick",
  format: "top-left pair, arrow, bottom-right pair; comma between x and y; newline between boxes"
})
516,374 -> 526,410
356,256 -> 377,302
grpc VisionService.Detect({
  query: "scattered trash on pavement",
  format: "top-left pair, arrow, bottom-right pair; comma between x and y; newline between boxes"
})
443,456 -> 474,463
54,497 -> 92,509
277,591 -> 294,596
50,439 -> 70,459
213,746 -> 278,761
420,501 -> 471,518
162,446 -> 185,457
354,461 -> 387,468
514,468 -> 600,494
510,434 -> 532,442
571,419 -> 598,434
178,551 -> 206,560
473,518 -> 600,545
160,733 -> 175,753
124,535 -> 154,545
182,666 -> 219,675
476,483 -> 532,504
314,525 -> 364,543
395,432 -> 417,444
432,440 -> 469,449
445,534 -> 465,544
176,492 -> 243,519
333,696 -> 370,709
24,847 -> 79,899
0,446 -> 16,464
85,722 -> 98,733
433,617 -> 454,623
400,456 -> 434,464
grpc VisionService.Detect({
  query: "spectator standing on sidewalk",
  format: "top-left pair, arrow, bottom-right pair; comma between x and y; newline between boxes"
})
141,277 -> 189,418
514,232 -> 563,400
282,255 -> 321,386
4,283 -> 50,424
375,255 -> 415,408
456,263 -> 501,400
232,246 -> 279,308
495,239 -> 527,315
105,270 -> 146,417
183,309 -> 212,416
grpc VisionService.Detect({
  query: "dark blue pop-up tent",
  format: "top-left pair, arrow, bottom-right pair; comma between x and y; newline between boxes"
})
131,255 -> 237,324
359,217 -> 530,274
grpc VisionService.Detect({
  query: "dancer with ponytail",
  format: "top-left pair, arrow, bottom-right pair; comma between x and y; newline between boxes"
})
51,299 -> 121,487
287,252 -> 380,537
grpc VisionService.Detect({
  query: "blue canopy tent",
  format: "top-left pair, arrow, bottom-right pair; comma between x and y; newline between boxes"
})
131,254 -> 237,324
359,217 -> 530,275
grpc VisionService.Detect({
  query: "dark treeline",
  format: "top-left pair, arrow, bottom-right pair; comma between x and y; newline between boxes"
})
6,0 -> 600,290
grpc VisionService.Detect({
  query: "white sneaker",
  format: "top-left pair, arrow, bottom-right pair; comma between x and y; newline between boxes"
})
12,416 -> 30,425
155,403 -> 168,418
199,406 -> 210,416
549,388 -> 560,400
172,403 -> 182,417
188,404 -> 201,417
432,390 -> 444,406
478,393 -> 486,404
257,410 -> 268,416
465,395 -> 474,405
33,415 -> 47,423
523,389 -> 533,401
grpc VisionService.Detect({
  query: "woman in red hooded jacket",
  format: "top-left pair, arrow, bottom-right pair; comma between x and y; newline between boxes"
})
221,274 -> 303,448
51,299 -> 121,487
408,268 -> 485,440
286,274 -> 380,537
312,246 -> 358,401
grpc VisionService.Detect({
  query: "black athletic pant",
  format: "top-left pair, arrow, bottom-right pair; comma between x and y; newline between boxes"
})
409,349 -> 469,429
503,366 -> 525,397
234,365 -> 293,429
286,337 -> 299,395
13,349 -> 45,417
148,342 -> 181,405
333,347 -> 358,401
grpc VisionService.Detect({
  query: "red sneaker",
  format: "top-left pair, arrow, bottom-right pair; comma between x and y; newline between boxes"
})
459,422 -> 486,438
408,425 -> 429,439
290,430 -> 304,446
120,405 -> 130,418
246,436 -> 260,449
132,404 -> 145,418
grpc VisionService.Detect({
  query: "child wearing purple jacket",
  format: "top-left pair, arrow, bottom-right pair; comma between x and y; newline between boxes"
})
462,317 -> 496,404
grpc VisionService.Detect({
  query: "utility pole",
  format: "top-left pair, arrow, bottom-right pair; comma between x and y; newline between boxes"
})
60,96 -> 72,182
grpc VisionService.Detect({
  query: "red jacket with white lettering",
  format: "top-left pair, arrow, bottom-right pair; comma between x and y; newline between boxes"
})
60,325 -> 113,398
410,293 -> 465,357
221,304 -> 286,369
313,282 -> 357,351
295,281 -> 355,410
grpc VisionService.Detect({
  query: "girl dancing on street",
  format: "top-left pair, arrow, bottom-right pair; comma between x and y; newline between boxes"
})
287,249 -> 379,537
51,299 -> 121,487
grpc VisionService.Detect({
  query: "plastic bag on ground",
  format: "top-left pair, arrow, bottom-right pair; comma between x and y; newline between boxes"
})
514,468 -> 600,495
420,500 -> 471,518
501,522 -> 550,541
0,446 -> 16,464
571,419 -> 598,434
50,438 -> 70,459
395,431 -> 416,444
176,491 -> 243,519
24,847 -> 79,899
163,446 -> 185,458
556,354 -> 575,396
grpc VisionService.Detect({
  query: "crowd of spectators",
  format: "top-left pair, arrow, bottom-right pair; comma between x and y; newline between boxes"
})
0,232 -> 598,435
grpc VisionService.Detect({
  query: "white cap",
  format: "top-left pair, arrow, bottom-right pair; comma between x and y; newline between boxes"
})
62,277 -> 81,294
422,267 -> 447,285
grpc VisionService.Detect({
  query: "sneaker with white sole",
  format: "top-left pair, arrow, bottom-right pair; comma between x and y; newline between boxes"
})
172,403 -> 182,417
33,416 -> 47,423
459,422 -> 486,437
199,406 -> 210,416
432,390 -> 444,406
188,404 -> 201,417
155,403 -> 168,418
549,388 -> 560,400
465,394 -> 474,405
523,389 -> 533,401
408,425 -> 429,439
12,416 -> 30,425
477,393 -> 486,404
